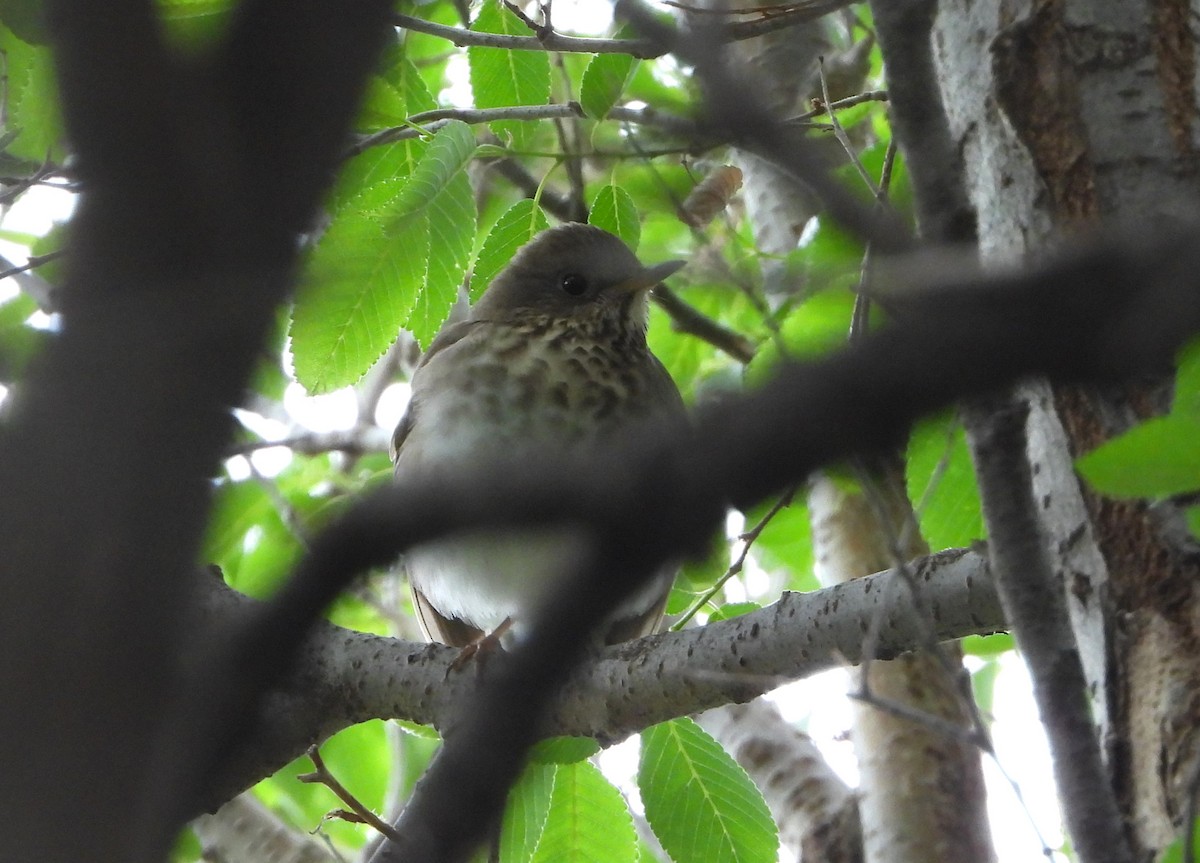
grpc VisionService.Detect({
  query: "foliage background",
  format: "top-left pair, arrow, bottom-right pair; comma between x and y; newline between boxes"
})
2,0 -> 1196,860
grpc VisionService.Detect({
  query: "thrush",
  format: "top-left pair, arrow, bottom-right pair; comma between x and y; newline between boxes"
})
391,222 -> 687,649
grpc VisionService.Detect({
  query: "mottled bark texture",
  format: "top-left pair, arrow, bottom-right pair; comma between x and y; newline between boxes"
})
934,0 -> 1200,855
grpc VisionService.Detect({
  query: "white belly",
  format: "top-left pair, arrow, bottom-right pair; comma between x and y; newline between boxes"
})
406,527 -> 672,641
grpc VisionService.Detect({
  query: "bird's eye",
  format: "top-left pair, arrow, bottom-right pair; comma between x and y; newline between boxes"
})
560,273 -> 589,296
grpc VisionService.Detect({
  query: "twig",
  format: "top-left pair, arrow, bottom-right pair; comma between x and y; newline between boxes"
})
817,56 -> 878,196
662,0 -> 818,15
651,284 -> 757,363
0,159 -> 63,207
486,156 -> 576,220
790,88 -> 888,121
346,103 -> 708,159
501,0 -> 550,39
396,12 -> 662,58
673,485 -> 795,628
849,687 -> 989,748
0,250 -> 64,282
299,745 -> 401,842
226,428 -> 388,457
0,252 -> 60,312
394,1 -> 855,59
615,0 -> 909,253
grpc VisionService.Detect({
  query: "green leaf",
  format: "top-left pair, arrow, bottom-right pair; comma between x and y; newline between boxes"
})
291,210 -> 429,392
384,120 -> 477,227
501,763 -> 556,863
706,601 -> 761,623
529,736 -> 601,765
580,53 -> 636,119
962,632 -> 1015,657
743,286 -> 856,387
472,199 -> 551,301
588,185 -> 640,251
1174,337 -> 1200,417
468,0 -> 551,150
1076,338 -> 1200,499
1156,822 -> 1200,863
906,411 -> 985,549
204,478 -> 306,597
0,292 -> 44,380
292,122 -> 473,390
1189,506 -> 1200,541
0,24 -> 63,161
170,827 -> 201,863
394,719 -> 441,739
970,656 -> 1001,715
158,0 -> 233,51
361,46 -> 438,130
1077,415 -> 1200,498
406,169 -> 475,348
0,0 -> 47,43
639,718 -> 778,863
531,761 -> 637,863
332,139 -> 429,217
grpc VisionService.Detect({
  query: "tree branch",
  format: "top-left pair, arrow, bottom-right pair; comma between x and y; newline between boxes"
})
869,0 -> 975,244
963,397 -> 1134,863
394,1 -> 854,60
347,103 -> 708,158
651,284 -> 757,364
193,547 -> 1000,808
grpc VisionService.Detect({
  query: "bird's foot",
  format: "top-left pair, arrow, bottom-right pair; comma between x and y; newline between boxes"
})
447,616 -> 514,675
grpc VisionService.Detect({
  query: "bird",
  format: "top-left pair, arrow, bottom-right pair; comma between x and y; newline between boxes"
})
391,222 -> 687,651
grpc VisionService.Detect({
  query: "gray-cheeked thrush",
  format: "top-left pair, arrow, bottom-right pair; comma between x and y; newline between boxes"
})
391,223 -> 686,649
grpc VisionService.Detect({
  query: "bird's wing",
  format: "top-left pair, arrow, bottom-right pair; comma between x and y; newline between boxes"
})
390,319 -> 486,463
647,353 -> 688,423
409,581 -> 486,648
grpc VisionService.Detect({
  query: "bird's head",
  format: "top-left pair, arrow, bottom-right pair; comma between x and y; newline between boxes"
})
472,223 -> 684,334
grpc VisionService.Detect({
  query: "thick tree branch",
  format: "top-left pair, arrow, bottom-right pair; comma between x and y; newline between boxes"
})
194,547 -> 1000,808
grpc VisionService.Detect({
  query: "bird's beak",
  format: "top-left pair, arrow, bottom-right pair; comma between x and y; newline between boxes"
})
614,259 -> 686,294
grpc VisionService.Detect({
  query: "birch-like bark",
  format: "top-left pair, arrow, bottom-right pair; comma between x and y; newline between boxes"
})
811,473 -> 995,863
933,0 -> 1200,855
193,794 -> 337,863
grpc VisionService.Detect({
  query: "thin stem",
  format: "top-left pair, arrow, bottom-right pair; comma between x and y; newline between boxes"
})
673,486 -> 796,628
299,745 -> 401,842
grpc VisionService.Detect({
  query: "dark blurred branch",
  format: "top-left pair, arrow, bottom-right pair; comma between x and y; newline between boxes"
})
0,3 -> 395,863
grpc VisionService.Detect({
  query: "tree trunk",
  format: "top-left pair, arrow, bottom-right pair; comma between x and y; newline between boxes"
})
933,0 -> 1200,856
